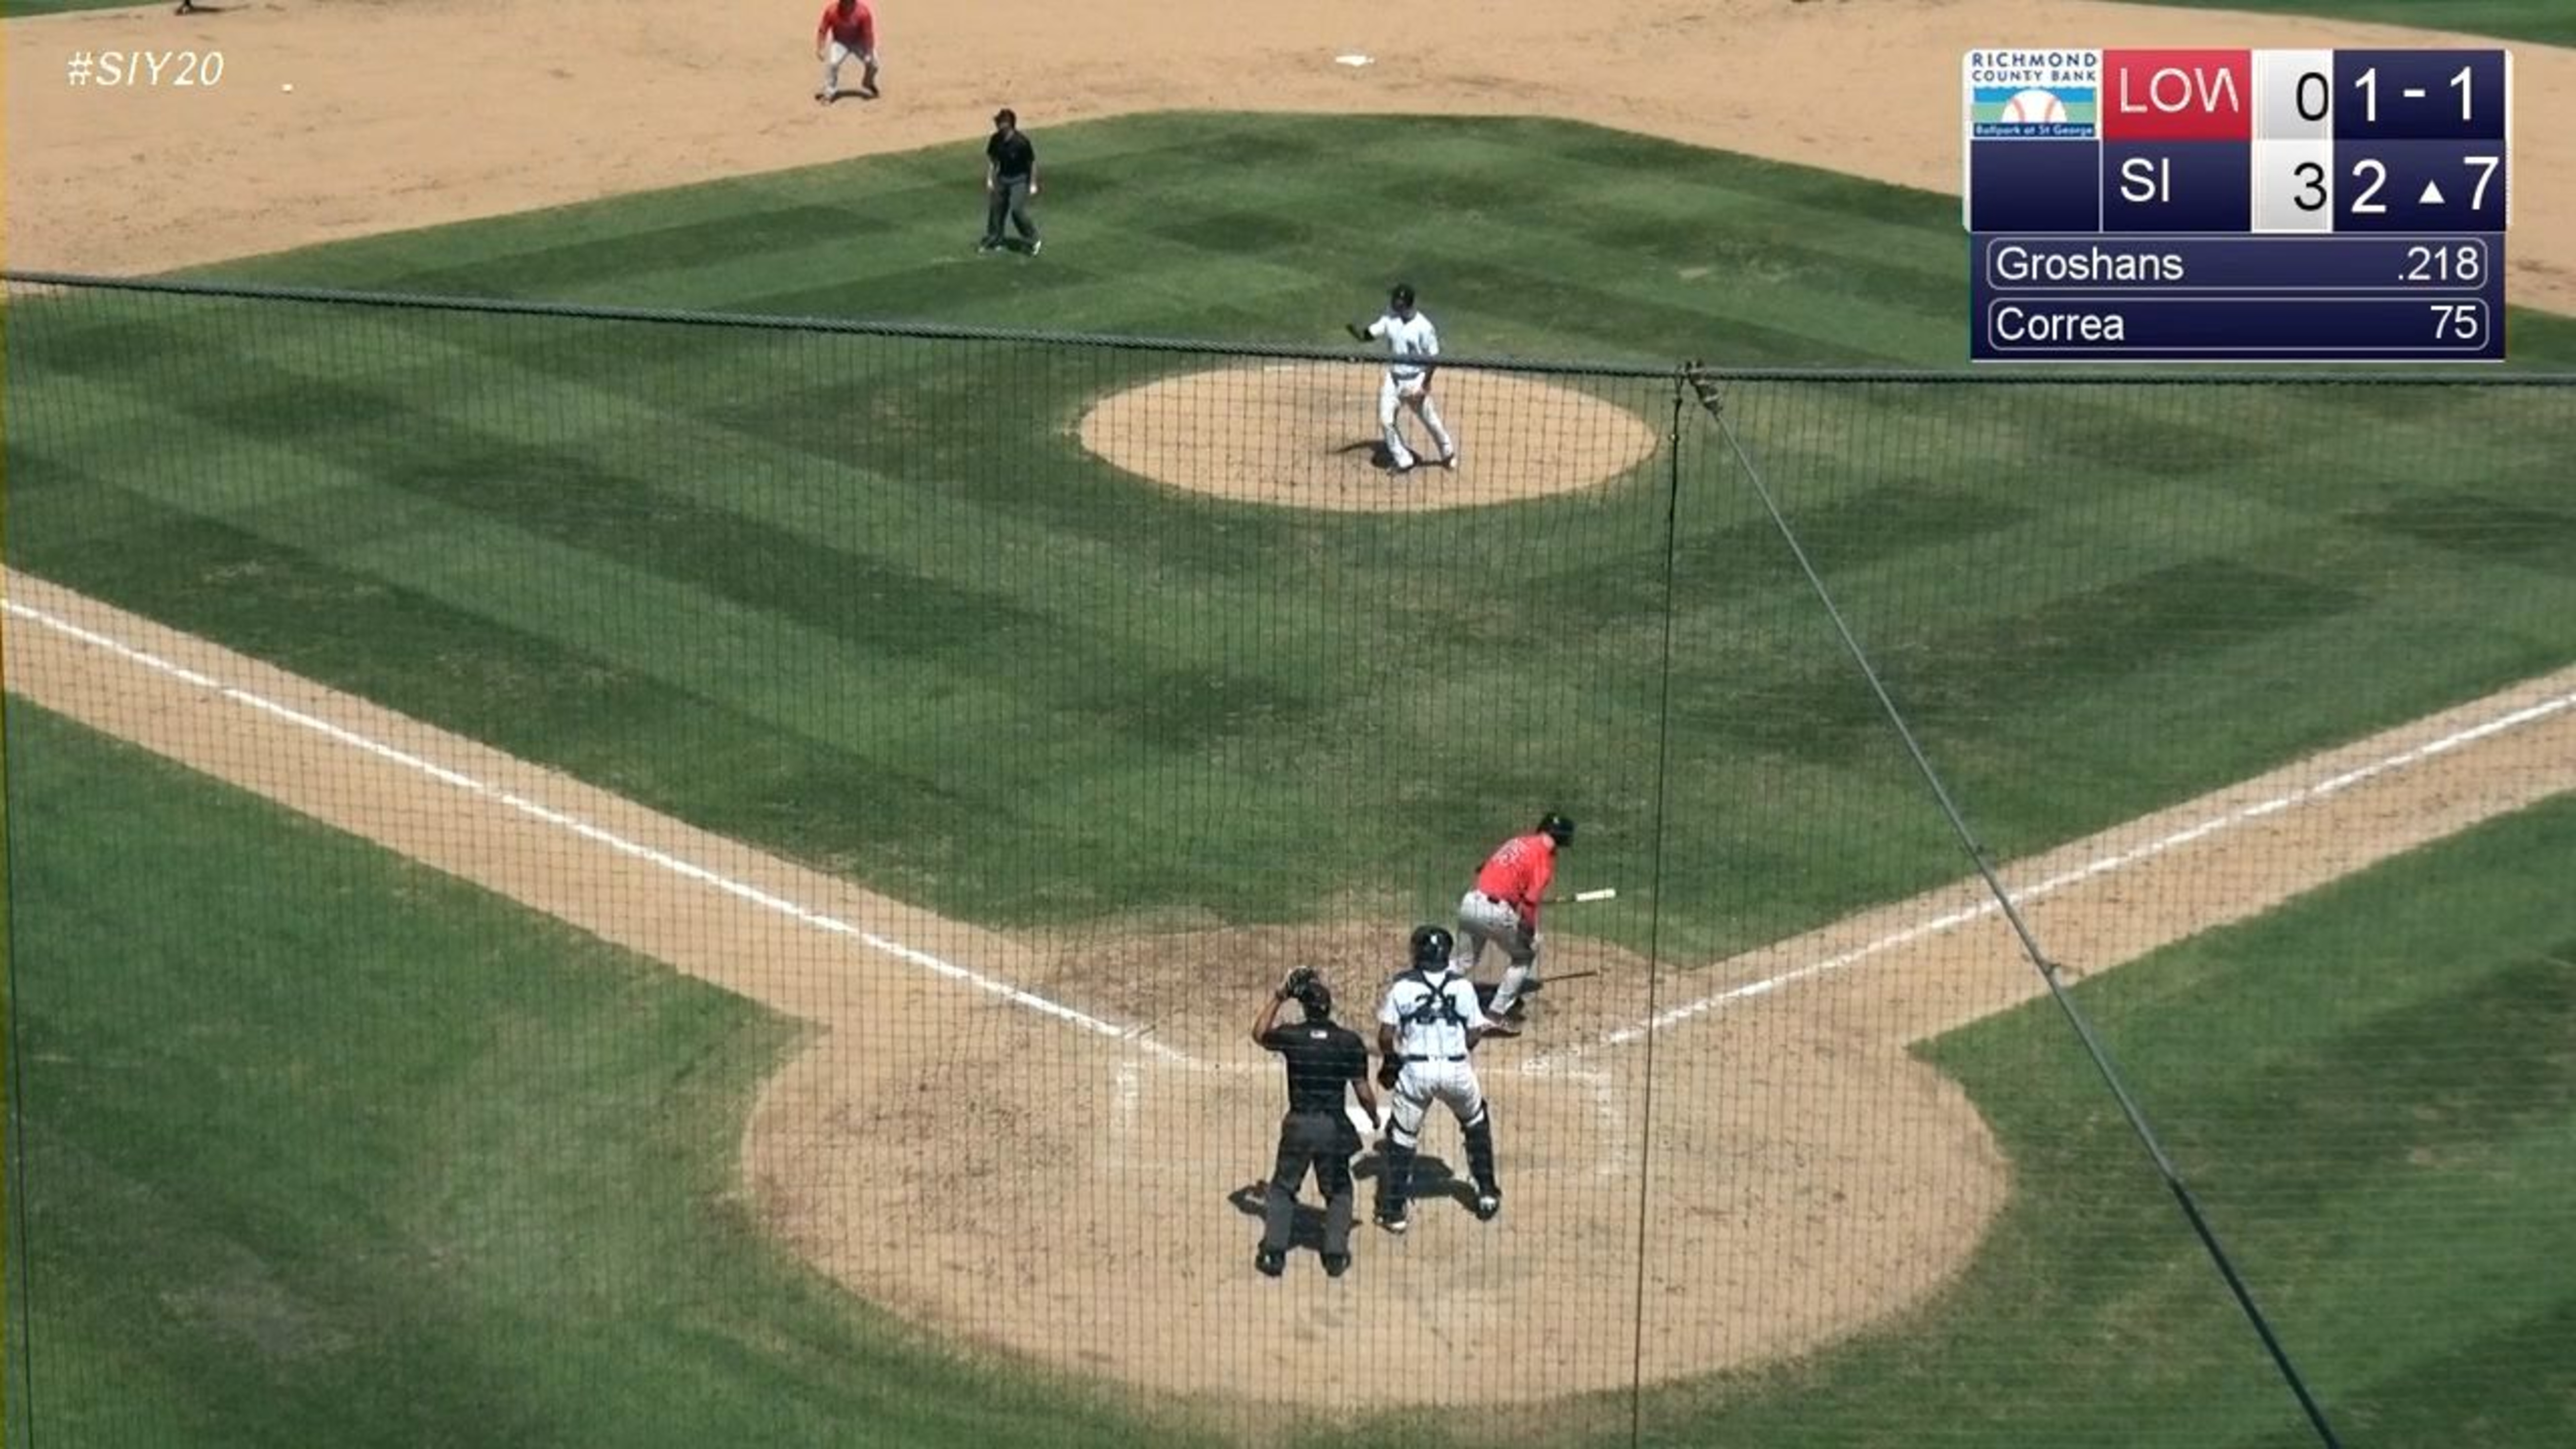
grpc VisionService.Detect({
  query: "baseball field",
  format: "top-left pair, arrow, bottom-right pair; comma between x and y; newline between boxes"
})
6,1 -> 2575,1446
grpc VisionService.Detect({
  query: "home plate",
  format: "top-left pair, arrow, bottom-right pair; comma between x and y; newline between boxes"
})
1335,54 -> 1373,67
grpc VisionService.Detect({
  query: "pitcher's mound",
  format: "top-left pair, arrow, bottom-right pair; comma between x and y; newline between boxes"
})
1077,361 -> 1663,513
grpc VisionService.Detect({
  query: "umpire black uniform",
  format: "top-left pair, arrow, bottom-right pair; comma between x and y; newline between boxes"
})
1250,969 -> 1377,1279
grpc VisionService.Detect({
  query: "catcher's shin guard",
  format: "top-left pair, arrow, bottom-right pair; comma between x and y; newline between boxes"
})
1463,1108 -> 1498,1195
1376,1138 -> 1418,1220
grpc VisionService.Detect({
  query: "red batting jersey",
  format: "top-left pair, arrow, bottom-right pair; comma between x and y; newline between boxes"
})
817,0 -> 875,50
1473,832 -> 1559,925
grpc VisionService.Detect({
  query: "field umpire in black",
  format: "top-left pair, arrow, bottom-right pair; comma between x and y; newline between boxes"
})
980,107 -> 1042,254
1248,967 -> 1378,1278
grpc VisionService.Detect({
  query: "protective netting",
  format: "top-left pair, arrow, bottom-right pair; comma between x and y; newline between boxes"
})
6,276 -> 2573,1447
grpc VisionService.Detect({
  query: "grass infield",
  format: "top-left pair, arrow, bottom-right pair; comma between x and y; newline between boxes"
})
8,116 -> 2575,965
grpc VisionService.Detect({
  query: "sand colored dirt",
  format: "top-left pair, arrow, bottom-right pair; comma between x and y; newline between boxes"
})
6,2 -> 2569,313
12,570 -> 2574,1413
9,0 -> 2576,1420
1075,362 -> 1664,512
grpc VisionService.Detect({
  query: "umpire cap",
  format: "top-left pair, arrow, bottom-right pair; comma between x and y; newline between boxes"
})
1297,977 -> 1334,1019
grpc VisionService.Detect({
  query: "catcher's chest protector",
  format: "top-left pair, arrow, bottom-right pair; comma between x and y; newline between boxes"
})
1397,970 -> 1468,1030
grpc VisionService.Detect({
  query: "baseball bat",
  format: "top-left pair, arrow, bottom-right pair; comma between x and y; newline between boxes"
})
1541,887 -> 1618,904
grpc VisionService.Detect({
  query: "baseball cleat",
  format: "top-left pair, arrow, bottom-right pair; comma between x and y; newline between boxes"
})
1441,454 -> 1459,470
1255,1247 -> 1286,1278
1322,1253 -> 1351,1278
1030,239 -> 1043,255
1375,1210 -> 1409,1235
1474,1190 -> 1502,1221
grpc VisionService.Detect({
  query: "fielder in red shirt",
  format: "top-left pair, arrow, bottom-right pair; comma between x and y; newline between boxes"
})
1456,812 -> 1575,1020
814,0 -> 880,105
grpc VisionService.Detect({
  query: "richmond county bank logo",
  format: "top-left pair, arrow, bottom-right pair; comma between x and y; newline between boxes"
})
1966,50 -> 2100,138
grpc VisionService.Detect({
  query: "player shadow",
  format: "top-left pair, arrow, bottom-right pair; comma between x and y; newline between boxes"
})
172,1 -> 230,12
1224,1150 -> 1479,1248
1331,440 -> 1416,473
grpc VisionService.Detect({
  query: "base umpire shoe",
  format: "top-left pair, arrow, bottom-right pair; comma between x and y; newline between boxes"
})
1474,1189 -> 1502,1222
1375,1210 -> 1409,1236
1255,1247 -> 1286,1278
1322,1253 -> 1351,1278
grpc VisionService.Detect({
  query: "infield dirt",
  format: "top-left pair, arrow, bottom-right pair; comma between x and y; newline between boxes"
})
7,0 -> 2574,1419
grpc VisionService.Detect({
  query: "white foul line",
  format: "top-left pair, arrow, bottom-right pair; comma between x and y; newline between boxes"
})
1549,685 -> 2576,1061
4,598 -> 1193,1064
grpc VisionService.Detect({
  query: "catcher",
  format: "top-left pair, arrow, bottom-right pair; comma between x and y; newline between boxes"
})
1372,926 -> 1517,1234
1345,283 -> 1459,473
1249,966 -> 1379,1279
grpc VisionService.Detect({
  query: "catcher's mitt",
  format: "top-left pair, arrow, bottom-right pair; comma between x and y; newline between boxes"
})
1376,1055 -> 1401,1090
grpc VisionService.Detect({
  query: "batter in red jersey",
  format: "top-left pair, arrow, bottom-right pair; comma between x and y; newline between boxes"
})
1456,812 -> 1574,1020
813,0 -> 881,105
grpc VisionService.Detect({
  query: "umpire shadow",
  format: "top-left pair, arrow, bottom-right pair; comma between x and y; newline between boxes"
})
1225,1183 -> 1336,1252
1227,1150 -> 1476,1246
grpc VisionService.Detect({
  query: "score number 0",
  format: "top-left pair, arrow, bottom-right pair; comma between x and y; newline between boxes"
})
2283,64 -> 2499,217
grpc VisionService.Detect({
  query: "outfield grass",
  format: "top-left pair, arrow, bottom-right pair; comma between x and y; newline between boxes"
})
7,0 -> 139,16
0,705 -> 1210,1449
9,116 -> 2574,965
2127,0 -> 2576,47
11,699 -> 2569,1447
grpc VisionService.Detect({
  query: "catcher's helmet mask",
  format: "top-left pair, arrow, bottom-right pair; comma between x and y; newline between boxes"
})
1409,924 -> 1454,971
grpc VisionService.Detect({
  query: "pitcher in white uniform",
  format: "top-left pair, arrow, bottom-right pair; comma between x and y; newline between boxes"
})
1345,283 -> 1459,474
1371,925 -> 1518,1233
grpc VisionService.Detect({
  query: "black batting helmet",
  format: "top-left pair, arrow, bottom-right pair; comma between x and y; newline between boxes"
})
1410,924 -> 1454,969
1538,812 -> 1576,845
1389,282 -> 1416,309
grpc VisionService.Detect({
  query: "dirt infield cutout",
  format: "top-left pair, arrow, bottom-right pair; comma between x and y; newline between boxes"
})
12,573 -> 2574,1411
1076,362 -> 1664,512
11,3 -> 2570,310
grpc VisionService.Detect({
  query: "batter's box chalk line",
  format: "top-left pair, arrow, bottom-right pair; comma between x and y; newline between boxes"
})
1529,684 -> 2576,1072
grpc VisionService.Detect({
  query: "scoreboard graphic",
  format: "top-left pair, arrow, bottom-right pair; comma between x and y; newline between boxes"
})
1964,47 -> 2511,361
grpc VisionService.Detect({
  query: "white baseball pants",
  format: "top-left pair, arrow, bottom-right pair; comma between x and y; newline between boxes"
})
1458,889 -> 1542,1015
1378,373 -> 1456,470
1386,1058 -> 1486,1148
820,41 -> 879,99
